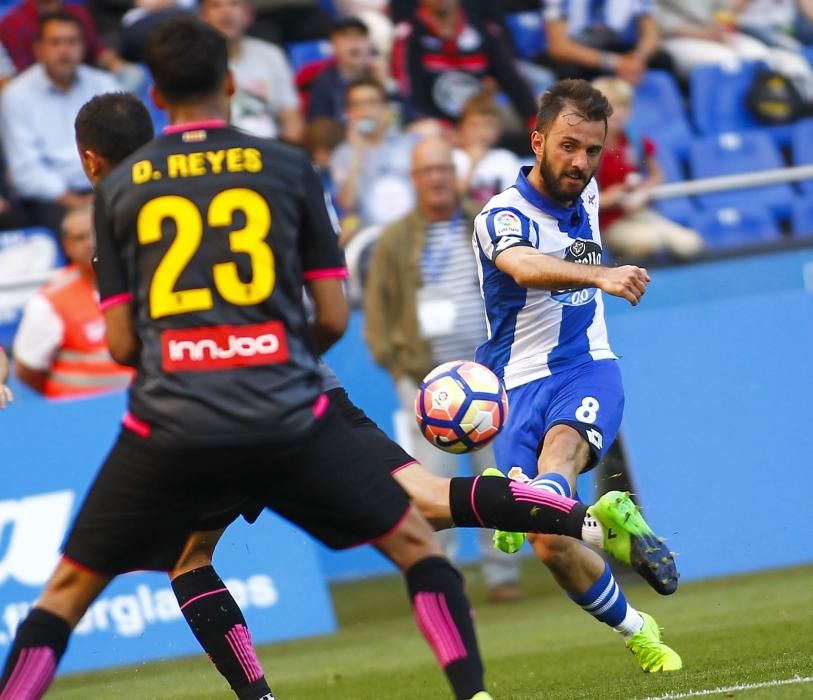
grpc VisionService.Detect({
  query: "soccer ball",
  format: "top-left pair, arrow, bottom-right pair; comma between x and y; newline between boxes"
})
415,360 -> 508,454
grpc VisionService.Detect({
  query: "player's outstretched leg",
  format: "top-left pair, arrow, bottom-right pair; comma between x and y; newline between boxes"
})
172,567 -> 275,699
480,468 -> 679,596
376,506 -> 491,700
0,560 -> 110,699
586,490 -> 678,595
170,530 -> 275,700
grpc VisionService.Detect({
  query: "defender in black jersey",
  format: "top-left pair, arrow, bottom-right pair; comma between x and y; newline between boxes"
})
19,91 -> 608,700
0,19 -> 493,700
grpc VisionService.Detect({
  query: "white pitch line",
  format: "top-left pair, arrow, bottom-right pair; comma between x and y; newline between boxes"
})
637,675 -> 813,700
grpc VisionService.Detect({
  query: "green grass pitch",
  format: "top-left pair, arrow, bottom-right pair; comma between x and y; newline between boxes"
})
50,561 -> 813,699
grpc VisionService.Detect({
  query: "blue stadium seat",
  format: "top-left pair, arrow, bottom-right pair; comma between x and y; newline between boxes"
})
651,145 -> 696,225
688,130 -> 799,218
287,39 -> 333,74
629,70 -> 693,160
688,205 -> 781,248
790,197 -> 813,237
790,117 -> 813,194
505,11 -> 547,60
689,61 -> 793,146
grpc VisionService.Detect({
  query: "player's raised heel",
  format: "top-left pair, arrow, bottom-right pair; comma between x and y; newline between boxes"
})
481,468 -> 526,554
626,612 -> 683,672
587,491 -> 679,595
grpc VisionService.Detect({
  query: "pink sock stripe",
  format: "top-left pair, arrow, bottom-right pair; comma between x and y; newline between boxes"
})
0,647 -> 57,700
179,586 -> 229,611
225,624 -> 264,683
510,481 -> 575,513
469,475 -> 486,527
413,592 -> 467,667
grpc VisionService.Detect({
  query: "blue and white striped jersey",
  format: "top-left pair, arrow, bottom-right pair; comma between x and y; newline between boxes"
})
473,166 -> 616,390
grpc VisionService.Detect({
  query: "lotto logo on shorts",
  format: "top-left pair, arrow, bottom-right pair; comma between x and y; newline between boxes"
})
162,321 -> 289,371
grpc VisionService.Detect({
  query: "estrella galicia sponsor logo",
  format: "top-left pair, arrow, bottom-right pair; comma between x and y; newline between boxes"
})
551,238 -> 602,306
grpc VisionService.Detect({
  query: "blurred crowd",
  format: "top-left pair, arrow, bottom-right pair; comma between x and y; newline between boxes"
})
4,0 -> 813,402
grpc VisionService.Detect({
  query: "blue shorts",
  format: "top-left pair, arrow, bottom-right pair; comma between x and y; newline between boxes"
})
493,359 -> 624,479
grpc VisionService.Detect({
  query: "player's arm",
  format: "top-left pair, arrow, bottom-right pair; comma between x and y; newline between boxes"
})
93,189 -> 141,366
103,303 -> 140,366
299,157 -> 350,351
495,246 -> 650,306
307,277 -> 349,354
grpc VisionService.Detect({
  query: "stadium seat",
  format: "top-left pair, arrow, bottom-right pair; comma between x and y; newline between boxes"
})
287,39 -> 333,74
689,61 -> 794,146
790,117 -> 813,194
790,197 -> 813,237
629,70 -> 694,160
651,144 -> 696,225
505,11 -> 547,60
688,130 -> 799,219
688,205 -> 782,248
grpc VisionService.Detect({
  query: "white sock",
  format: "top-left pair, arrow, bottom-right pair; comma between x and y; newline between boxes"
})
614,606 -> 645,638
581,512 -> 604,547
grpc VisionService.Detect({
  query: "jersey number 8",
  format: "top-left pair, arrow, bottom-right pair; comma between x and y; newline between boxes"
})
138,188 -> 273,319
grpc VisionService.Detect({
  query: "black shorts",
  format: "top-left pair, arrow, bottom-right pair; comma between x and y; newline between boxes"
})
206,387 -> 417,526
63,401 -> 412,576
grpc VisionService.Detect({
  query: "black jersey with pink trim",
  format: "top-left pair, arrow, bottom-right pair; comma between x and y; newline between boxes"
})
93,121 -> 346,446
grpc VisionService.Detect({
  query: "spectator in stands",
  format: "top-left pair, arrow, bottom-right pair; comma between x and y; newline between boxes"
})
0,0 -> 129,77
0,43 -> 16,88
247,0 -> 334,46
13,205 -> 133,398
330,77 -> 416,242
391,0 -> 537,124
201,0 -> 303,142
0,346 -> 11,408
364,135 -> 524,604
541,0 -> 673,85
390,0 -> 505,28
592,76 -> 703,262
730,0 -> 809,50
0,12 -> 118,233
453,93 -> 521,205
307,16 -> 383,123
655,0 -> 813,95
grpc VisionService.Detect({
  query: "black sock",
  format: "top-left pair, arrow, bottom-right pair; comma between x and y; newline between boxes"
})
449,475 -> 588,538
172,566 -> 274,700
405,556 -> 484,700
0,608 -> 71,699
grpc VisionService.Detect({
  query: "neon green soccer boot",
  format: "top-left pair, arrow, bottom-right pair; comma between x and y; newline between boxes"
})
626,612 -> 683,672
587,491 -> 679,595
482,467 -> 526,554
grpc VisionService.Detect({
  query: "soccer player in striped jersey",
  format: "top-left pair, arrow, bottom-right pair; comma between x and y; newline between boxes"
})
473,79 -> 683,673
